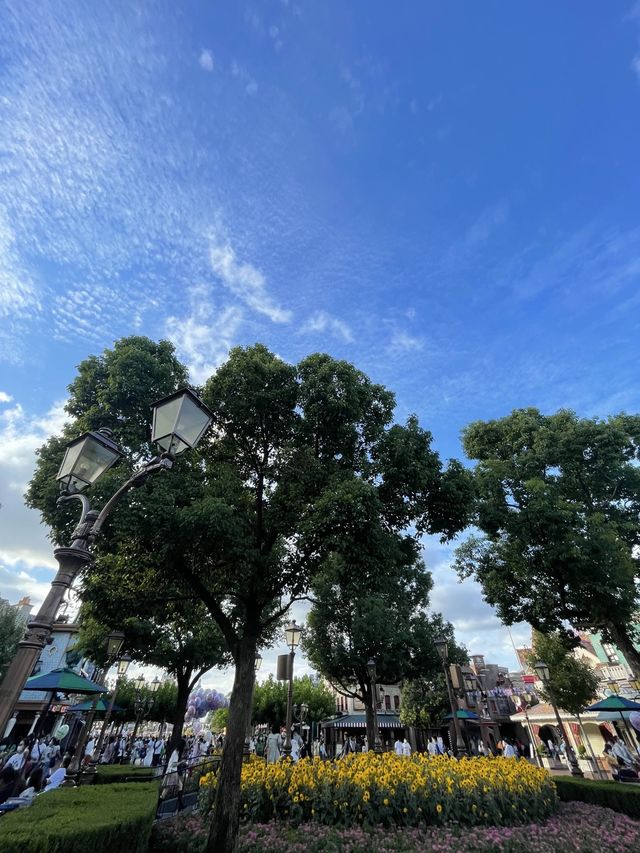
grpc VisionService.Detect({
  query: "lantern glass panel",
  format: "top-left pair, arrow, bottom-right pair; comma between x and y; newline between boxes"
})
284,620 -> 302,650
106,631 -> 125,659
151,389 -> 212,455
57,432 -> 121,492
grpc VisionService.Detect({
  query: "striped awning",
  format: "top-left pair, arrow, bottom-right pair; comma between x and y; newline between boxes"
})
321,714 -> 403,729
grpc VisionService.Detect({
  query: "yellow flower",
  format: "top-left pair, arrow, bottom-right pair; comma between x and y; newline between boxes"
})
436,803 -> 443,813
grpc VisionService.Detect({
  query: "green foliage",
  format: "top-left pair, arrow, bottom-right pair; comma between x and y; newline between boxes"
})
554,776 -> 640,820
0,782 -> 159,853
525,631 -> 599,716
400,674 -> 450,730
110,677 -> 178,723
252,674 -> 336,727
210,707 -> 229,732
456,408 -> 640,672
0,600 -> 24,681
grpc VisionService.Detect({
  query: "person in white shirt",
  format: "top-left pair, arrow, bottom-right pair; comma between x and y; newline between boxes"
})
394,738 -> 403,755
152,736 -> 164,767
84,737 -> 96,762
4,744 -> 27,772
43,757 -> 70,792
503,740 -> 518,758
402,738 -> 411,756
427,737 -> 438,756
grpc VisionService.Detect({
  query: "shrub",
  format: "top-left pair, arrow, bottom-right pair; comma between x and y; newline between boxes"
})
0,781 -> 159,853
198,754 -> 558,827
95,763 -> 157,784
554,775 -> 640,820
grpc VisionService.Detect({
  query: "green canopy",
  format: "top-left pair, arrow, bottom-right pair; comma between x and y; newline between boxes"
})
23,668 -> 107,694
585,695 -> 640,712
68,698 -> 123,713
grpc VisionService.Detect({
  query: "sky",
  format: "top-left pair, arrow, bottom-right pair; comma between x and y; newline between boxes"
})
1,1 -> 640,694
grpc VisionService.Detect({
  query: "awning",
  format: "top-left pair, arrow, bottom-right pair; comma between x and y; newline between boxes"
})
321,714 -> 403,729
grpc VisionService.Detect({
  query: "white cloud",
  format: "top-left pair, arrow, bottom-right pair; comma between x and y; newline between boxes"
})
389,330 -> 424,353
633,53 -> 640,80
199,49 -> 214,72
166,284 -> 244,384
209,235 -> 292,323
231,61 -> 258,96
0,392 -> 13,403
0,398 -> 68,571
302,310 -> 353,343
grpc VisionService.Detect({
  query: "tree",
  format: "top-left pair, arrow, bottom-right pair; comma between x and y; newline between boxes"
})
0,601 -> 23,682
113,677 -> 178,724
455,408 -> 640,676
252,674 -> 335,727
525,631 -> 600,717
26,340 -> 472,853
400,675 -> 450,730
210,707 -> 229,733
76,559 -> 229,752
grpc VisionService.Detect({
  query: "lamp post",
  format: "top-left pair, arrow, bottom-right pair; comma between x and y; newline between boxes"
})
131,675 -> 161,743
434,636 -> 466,757
293,702 -> 309,752
94,652 -> 132,761
533,660 -> 583,778
244,651 -> 262,759
282,620 -> 302,759
0,388 -> 213,738
67,629 -> 126,783
366,658 -> 383,755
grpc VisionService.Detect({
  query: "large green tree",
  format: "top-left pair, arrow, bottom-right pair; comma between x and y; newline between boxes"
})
76,563 -> 228,752
455,408 -> 640,676
27,339 -> 472,853
252,674 -> 336,728
525,631 -> 600,717
0,601 -> 24,682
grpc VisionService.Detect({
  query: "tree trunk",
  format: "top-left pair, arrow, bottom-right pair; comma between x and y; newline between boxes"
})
606,623 -> 640,679
168,670 -> 191,757
207,635 -> 256,853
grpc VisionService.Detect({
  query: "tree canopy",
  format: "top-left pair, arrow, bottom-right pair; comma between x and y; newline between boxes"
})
25,336 -> 473,853
0,601 -> 24,682
525,631 -> 600,717
252,674 -> 336,727
455,408 -> 640,676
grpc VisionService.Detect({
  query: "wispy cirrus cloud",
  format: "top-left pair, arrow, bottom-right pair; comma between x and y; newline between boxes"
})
199,49 -> 214,72
209,234 -> 292,324
302,310 -> 353,343
166,284 -> 244,384
389,329 -> 424,353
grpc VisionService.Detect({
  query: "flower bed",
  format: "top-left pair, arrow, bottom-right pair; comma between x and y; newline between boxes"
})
198,753 -> 557,827
150,802 -> 640,852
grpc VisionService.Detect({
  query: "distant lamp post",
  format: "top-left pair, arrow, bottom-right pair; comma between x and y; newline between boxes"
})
534,660 -> 583,777
94,651 -> 132,762
282,621 -> 302,758
0,388 -> 213,738
367,658 -> 383,755
435,636 -> 467,757
68,629 -> 127,782
244,651 -> 263,759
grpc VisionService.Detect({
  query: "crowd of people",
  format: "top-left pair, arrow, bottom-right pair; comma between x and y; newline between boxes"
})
0,735 -> 71,811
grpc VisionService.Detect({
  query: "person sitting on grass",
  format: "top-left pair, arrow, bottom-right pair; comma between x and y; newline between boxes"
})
43,755 -> 70,791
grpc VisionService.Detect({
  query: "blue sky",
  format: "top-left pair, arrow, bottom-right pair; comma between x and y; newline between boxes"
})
1,2 -> 640,690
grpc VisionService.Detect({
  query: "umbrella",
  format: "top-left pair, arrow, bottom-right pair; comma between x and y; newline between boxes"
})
23,668 -> 107,694
68,698 -> 123,713
445,709 -> 479,720
585,696 -> 640,745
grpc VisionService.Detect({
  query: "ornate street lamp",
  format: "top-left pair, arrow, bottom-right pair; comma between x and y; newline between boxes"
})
534,660 -> 583,777
254,653 -> 262,672
0,388 -> 213,739
282,621 -> 302,758
367,658 -> 383,754
435,635 -> 467,757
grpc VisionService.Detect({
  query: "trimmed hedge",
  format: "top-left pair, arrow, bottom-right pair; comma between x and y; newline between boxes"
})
95,763 -> 157,784
0,781 -> 159,853
554,775 -> 640,820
